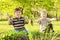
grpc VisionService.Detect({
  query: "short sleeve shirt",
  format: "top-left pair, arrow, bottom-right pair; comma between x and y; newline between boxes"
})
37,18 -> 51,32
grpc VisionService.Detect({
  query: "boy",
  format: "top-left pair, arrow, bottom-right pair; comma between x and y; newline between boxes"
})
36,9 -> 54,32
8,7 -> 29,34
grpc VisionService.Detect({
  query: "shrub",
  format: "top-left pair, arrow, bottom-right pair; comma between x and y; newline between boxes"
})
0,30 -> 29,40
31,31 -> 58,40
0,30 -> 59,40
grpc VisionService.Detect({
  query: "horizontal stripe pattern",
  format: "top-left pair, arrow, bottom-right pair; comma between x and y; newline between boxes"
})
10,17 -> 26,30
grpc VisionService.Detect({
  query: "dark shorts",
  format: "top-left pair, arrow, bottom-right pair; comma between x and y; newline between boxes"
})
48,23 -> 53,30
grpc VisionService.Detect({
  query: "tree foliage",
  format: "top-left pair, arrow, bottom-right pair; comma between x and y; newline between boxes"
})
0,0 -> 60,18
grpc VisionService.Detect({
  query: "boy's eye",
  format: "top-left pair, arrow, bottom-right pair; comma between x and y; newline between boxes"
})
15,11 -> 21,13
17,12 -> 20,13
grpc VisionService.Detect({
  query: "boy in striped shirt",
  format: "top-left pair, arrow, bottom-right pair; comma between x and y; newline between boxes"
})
8,7 -> 29,34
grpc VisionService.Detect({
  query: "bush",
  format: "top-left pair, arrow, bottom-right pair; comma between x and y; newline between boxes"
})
0,30 -> 59,40
31,31 -> 58,40
0,31 -> 29,40
31,31 -> 40,40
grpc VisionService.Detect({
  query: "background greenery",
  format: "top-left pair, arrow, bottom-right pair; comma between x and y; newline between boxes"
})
0,0 -> 60,40
0,0 -> 60,19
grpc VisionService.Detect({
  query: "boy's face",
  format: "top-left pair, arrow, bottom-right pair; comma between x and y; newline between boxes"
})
15,11 -> 22,17
41,12 -> 47,19
42,14 -> 47,19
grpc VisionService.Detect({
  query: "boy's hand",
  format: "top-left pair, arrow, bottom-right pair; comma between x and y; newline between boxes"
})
7,15 -> 13,25
7,15 -> 12,21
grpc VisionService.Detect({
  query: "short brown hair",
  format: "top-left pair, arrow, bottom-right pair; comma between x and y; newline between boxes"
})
15,7 -> 23,14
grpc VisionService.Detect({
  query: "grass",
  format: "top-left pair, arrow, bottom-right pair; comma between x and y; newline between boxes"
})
52,21 -> 60,32
0,21 -> 60,40
0,21 -> 60,33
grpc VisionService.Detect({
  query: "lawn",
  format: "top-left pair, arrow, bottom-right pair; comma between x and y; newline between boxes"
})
0,21 -> 60,40
0,21 -> 60,33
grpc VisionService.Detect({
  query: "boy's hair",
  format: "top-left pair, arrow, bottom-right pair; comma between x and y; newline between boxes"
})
14,7 -> 23,14
40,9 -> 47,17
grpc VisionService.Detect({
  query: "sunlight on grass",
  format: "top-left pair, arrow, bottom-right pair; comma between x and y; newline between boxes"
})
0,21 -> 60,33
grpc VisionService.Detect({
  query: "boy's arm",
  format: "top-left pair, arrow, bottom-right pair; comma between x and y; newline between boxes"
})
47,18 -> 51,24
24,18 -> 29,24
8,16 -> 13,25
34,19 -> 41,24
8,19 -> 13,25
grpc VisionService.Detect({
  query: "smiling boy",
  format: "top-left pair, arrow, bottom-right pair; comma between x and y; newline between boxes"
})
8,7 -> 29,34
37,9 -> 54,32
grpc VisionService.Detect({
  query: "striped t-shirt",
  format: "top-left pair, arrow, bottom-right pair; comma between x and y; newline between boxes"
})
9,17 -> 28,30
